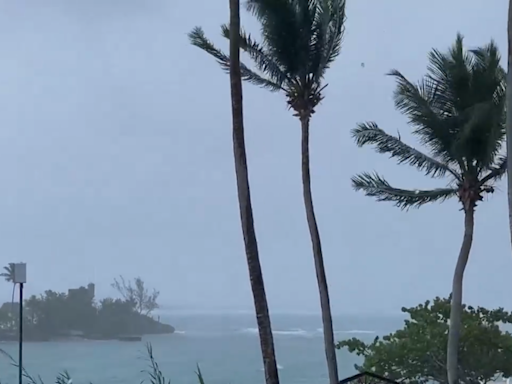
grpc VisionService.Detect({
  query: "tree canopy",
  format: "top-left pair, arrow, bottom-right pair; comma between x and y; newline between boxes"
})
0,277 -> 171,341
336,297 -> 512,384
188,0 -> 346,118
351,35 -> 506,210
111,275 -> 160,315
0,263 -> 15,283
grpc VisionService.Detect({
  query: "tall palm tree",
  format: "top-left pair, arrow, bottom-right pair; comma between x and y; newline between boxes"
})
191,0 -> 280,383
507,0 -> 512,259
351,35 -> 506,384
189,2 -> 345,382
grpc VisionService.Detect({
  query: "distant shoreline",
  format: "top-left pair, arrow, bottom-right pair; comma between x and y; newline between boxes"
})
0,327 -> 175,343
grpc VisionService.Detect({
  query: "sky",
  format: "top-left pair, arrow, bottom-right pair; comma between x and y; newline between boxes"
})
0,0 -> 509,315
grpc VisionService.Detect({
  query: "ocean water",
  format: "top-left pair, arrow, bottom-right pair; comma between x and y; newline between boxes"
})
0,313 -> 405,384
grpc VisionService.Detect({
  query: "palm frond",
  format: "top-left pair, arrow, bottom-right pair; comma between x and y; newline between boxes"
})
351,172 -> 457,209
479,155 -> 507,186
0,263 -> 14,282
315,0 -> 346,76
426,48 -> 455,115
449,42 -> 506,172
220,24 -> 288,87
387,69 -> 457,164
245,0 -> 305,76
352,122 -> 460,180
188,27 -> 282,91
244,0 -> 345,84
445,33 -> 474,111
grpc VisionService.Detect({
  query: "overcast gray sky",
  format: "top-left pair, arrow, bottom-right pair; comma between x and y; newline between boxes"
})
0,0 -> 509,314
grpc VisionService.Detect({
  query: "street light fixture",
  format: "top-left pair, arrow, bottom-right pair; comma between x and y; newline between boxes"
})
13,263 -> 26,384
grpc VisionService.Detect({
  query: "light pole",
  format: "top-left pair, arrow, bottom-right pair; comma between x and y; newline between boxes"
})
13,263 -> 26,384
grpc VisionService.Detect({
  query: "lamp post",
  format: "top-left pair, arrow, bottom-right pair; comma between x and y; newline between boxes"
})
13,263 -> 26,384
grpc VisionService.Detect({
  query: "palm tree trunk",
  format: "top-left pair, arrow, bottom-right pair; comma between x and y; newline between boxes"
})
507,0 -> 512,266
11,283 -> 16,331
228,2 -> 280,384
300,116 -> 339,384
446,206 -> 474,384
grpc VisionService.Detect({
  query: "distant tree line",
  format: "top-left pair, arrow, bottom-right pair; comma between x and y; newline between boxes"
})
0,274 -> 172,341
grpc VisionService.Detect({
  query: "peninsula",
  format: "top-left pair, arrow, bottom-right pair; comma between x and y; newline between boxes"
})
0,277 -> 174,342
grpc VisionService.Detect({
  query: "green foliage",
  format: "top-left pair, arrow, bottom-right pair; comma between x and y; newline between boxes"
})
336,297 -> 512,384
141,343 -> 171,384
351,34 -> 506,211
111,276 -> 160,315
0,343 -> 205,384
189,0 -> 346,116
0,278 -> 169,341
0,264 -> 15,283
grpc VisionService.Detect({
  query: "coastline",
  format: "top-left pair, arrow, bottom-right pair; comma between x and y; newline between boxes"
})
0,323 -> 175,342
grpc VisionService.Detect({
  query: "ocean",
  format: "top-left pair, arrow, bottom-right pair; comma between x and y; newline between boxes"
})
0,312 -> 405,384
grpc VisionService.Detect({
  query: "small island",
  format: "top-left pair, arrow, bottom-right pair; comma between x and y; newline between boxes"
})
0,274 -> 174,342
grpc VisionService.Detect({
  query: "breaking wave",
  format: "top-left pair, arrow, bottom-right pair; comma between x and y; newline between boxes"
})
238,328 -> 376,337
260,364 -> 284,371
316,328 -> 376,335
240,328 -> 309,336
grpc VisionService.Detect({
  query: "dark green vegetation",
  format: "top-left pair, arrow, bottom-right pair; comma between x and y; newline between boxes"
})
337,297 -> 512,384
189,1 -> 347,383
0,343 -> 193,384
351,35 -> 506,384
0,276 -> 173,342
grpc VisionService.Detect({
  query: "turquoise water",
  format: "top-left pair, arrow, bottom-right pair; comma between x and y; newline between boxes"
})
0,313 -> 404,384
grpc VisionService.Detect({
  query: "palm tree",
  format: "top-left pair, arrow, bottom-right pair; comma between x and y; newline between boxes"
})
0,263 -> 15,283
1,263 -> 17,329
351,35 -> 506,384
189,2 -> 346,382
507,0 -> 512,261
191,0 -> 280,383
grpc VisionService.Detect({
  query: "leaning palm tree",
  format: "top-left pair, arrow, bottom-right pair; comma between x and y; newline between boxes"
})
507,0 -> 512,262
191,0 -> 280,384
189,2 -> 346,382
351,35 -> 506,384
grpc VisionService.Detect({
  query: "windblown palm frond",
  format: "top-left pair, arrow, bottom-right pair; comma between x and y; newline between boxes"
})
352,172 -> 458,210
354,35 -> 506,211
190,0 -> 346,115
245,0 -> 346,83
188,27 -> 282,91
0,263 -> 14,283
352,122 -> 460,180
220,24 -> 289,86
388,34 -> 505,174
479,155 -> 507,186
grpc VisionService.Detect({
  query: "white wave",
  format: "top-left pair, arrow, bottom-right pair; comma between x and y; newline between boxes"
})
316,328 -> 376,334
174,330 -> 186,334
240,328 -> 311,336
239,327 -> 258,334
260,364 -> 284,371
273,328 -> 308,336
